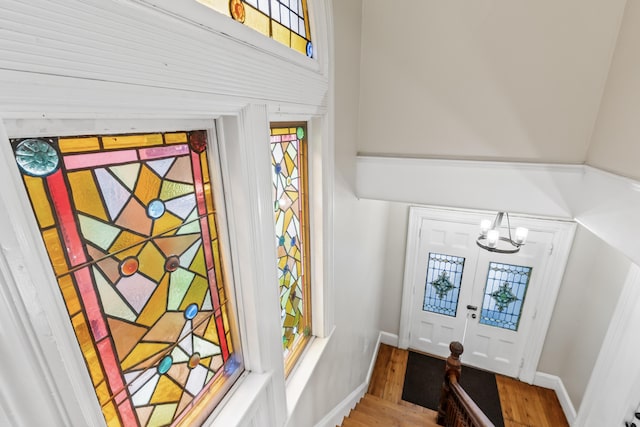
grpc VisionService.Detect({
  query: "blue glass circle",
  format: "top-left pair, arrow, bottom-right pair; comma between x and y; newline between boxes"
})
275,164 -> 282,174
157,355 -> 173,374
185,303 -> 198,320
147,199 -> 165,219
291,237 -> 296,246
15,139 -> 59,177
306,41 -> 313,58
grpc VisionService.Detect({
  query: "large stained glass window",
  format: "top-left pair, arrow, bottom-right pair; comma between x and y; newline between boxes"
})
196,0 -> 313,57
479,262 -> 532,331
423,253 -> 465,317
12,130 -> 242,426
270,123 -> 311,376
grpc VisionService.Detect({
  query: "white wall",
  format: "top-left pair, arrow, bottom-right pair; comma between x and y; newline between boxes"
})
588,0 -> 640,181
357,0 -> 625,163
537,225 -> 629,408
286,1 -> 391,425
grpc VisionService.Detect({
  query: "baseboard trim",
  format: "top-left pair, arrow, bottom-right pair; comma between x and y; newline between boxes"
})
315,331 -> 390,427
313,382 -> 367,427
533,372 -> 576,424
379,331 -> 399,347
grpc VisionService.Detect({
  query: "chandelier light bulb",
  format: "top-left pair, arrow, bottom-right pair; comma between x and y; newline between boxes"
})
480,219 -> 492,236
515,227 -> 528,245
487,229 -> 499,248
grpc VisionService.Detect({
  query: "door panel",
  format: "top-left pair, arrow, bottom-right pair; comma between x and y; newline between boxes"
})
409,217 -> 553,377
409,219 -> 478,358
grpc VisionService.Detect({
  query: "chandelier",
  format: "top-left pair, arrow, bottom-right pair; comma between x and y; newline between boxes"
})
476,212 -> 528,254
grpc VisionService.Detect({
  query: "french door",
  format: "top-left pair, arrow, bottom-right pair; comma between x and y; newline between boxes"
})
402,208 -> 569,379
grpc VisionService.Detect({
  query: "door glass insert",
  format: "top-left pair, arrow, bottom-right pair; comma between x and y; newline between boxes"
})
480,262 -> 532,331
423,253 -> 465,317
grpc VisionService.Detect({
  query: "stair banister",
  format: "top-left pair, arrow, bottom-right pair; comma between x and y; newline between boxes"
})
437,342 -> 495,427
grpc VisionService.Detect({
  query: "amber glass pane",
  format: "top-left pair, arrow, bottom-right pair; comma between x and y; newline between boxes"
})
197,0 -> 314,57
12,131 -> 242,427
270,123 -> 311,376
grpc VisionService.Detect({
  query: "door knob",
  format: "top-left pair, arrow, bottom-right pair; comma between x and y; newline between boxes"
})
466,305 -> 478,311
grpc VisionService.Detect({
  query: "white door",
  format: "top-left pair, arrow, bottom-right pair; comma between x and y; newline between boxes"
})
407,212 -> 555,378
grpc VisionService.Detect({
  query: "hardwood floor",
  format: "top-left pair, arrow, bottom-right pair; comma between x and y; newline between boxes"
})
364,344 -> 568,427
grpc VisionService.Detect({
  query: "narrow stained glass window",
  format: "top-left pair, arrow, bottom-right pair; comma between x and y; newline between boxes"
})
423,253 -> 465,317
270,123 -> 311,376
196,0 -> 313,57
479,262 -> 532,331
12,131 -> 242,427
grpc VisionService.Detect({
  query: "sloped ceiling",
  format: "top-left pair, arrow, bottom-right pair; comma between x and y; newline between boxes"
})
357,0 -> 627,163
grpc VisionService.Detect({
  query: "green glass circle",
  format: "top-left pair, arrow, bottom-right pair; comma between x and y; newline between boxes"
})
15,139 -> 59,177
296,127 -> 305,140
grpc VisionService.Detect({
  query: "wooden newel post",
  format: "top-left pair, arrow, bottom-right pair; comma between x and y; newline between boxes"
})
437,341 -> 464,425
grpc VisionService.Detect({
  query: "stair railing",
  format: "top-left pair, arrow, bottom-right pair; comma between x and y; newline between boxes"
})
437,342 -> 495,427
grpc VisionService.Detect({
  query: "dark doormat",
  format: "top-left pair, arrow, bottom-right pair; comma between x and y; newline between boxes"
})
401,351 -> 505,427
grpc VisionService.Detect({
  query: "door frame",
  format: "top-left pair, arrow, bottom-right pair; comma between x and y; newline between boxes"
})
398,206 -> 576,383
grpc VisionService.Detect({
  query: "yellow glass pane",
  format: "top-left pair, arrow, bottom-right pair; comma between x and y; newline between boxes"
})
208,214 -> 218,240
58,137 -> 100,153
137,275 -> 169,327
244,5 -> 270,36
42,227 -> 68,276
137,243 -> 166,282
109,232 -> 145,254
121,342 -> 170,371
59,274 -> 81,316
151,212 -> 183,237
95,380 -> 111,406
102,134 -> 163,149
179,275 -> 209,311
134,165 -> 162,205
200,151 -> 210,184
195,0 -> 229,16
71,313 -> 104,386
164,132 -> 187,144
204,183 -> 214,213
23,176 -> 55,228
272,21 -> 291,47
150,376 -> 183,404
189,246 -> 206,277
203,316 -> 220,345
67,170 -> 109,221
101,401 -> 122,427
291,32 -> 308,55
212,243 -> 224,289
271,128 -> 291,136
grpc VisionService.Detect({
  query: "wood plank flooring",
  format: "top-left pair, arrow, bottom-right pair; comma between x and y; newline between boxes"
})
361,344 -> 568,427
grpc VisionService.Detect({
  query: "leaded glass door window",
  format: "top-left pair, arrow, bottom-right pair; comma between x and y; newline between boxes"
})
270,123 -> 311,376
479,262 -> 532,331
196,0 -> 313,57
423,253 -> 465,317
11,129 -> 242,427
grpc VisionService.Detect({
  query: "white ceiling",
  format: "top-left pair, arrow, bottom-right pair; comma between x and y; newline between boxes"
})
356,0 -> 627,163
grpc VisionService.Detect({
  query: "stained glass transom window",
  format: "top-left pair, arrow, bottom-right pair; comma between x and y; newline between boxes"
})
479,262 -> 532,331
423,253 -> 465,317
270,124 -> 311,376
12,130 -> 242,427
196,0 -> 313,57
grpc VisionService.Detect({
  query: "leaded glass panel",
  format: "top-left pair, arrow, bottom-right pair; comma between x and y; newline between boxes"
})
196,0 -> 313,57
270,124 -> 311,376
479,262 -> 532,331
423,253 -> 465,317
12,131 -> 242,427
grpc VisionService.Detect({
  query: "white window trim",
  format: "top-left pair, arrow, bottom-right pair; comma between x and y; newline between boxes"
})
0,0 -> 333,425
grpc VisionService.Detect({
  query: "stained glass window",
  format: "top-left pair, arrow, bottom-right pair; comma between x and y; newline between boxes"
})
12,130 -> 242,427
270,123 -> 311,376
423,253 -> 465,317
196,0 -> 313,57
479,262 -> 532,331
